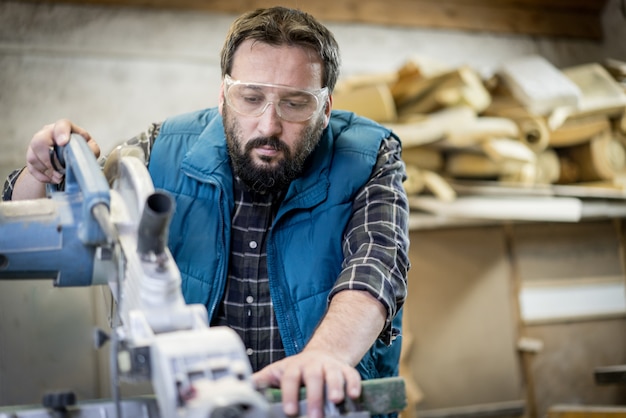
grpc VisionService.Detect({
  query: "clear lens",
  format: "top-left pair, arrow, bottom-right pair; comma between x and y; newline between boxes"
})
224,76 -> 327,122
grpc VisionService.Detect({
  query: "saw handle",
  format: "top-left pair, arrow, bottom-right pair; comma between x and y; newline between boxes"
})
49,143 -> 66,174
52,135 -> 112,245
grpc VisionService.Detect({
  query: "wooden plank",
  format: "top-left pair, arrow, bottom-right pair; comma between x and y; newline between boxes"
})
263,376 -> 407,415
549,405 -> 626,418
418,400 -> 526,418
439,0 -> 607,13
24,0 -> 607,39
315,1 -> 604,40
519,277 -> 626,324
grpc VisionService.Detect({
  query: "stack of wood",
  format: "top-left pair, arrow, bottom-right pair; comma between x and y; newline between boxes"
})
333,56 -> 626,205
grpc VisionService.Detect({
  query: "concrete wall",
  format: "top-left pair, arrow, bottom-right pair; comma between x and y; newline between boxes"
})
1,0 -> 625,408
2,0 -> 625,169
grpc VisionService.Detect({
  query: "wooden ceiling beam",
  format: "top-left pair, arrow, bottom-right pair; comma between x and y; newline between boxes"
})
23,0 -> 609,40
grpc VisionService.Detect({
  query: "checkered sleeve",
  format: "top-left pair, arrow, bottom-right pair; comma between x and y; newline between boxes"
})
329,135 -> 410,345
99,122 -> 161,171
2,168 -> 25,201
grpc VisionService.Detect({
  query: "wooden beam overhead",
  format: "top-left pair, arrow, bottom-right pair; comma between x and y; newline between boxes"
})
22,0 -> 609,40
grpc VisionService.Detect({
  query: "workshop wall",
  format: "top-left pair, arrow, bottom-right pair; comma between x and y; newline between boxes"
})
405,221 -> 626,418
1,0 -> 625,411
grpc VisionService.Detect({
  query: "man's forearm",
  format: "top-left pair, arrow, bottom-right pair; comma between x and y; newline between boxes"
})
303,290 -> 387,366
11,169 -> 47,201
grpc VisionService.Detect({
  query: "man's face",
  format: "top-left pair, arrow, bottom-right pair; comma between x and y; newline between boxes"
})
219,40 -> 332,193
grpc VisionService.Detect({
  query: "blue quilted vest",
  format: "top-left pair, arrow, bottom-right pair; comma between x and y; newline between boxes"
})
149,107 -> 402,380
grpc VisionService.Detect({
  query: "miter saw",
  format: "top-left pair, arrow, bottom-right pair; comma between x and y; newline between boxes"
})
0,136 -> 406,418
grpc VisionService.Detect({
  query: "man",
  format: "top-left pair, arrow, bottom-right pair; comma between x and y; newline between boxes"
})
4,6 -> 410,418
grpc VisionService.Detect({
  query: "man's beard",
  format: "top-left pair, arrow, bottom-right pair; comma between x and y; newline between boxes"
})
223,106 -> 325,194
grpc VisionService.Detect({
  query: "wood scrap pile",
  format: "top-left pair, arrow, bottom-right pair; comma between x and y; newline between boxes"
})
333,56 -> 626,211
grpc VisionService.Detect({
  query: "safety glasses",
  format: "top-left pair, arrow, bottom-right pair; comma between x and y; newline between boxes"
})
224,75 -> 329,123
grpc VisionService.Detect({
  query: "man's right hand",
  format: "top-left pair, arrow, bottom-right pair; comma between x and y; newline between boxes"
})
12,119 -> 100,200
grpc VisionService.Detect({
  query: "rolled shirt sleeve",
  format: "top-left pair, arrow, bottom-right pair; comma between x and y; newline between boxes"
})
329,136 -> 410,345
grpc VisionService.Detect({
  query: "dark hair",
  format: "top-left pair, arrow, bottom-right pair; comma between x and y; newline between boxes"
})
220,6 -> 341,92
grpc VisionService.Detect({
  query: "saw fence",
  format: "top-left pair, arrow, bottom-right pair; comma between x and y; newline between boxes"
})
334,55 -> 626,223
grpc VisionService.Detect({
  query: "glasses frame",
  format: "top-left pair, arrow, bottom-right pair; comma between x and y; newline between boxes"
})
223,74 -> 329,123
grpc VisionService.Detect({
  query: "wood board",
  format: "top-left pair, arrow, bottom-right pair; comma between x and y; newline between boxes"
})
22,0 -> 609,39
